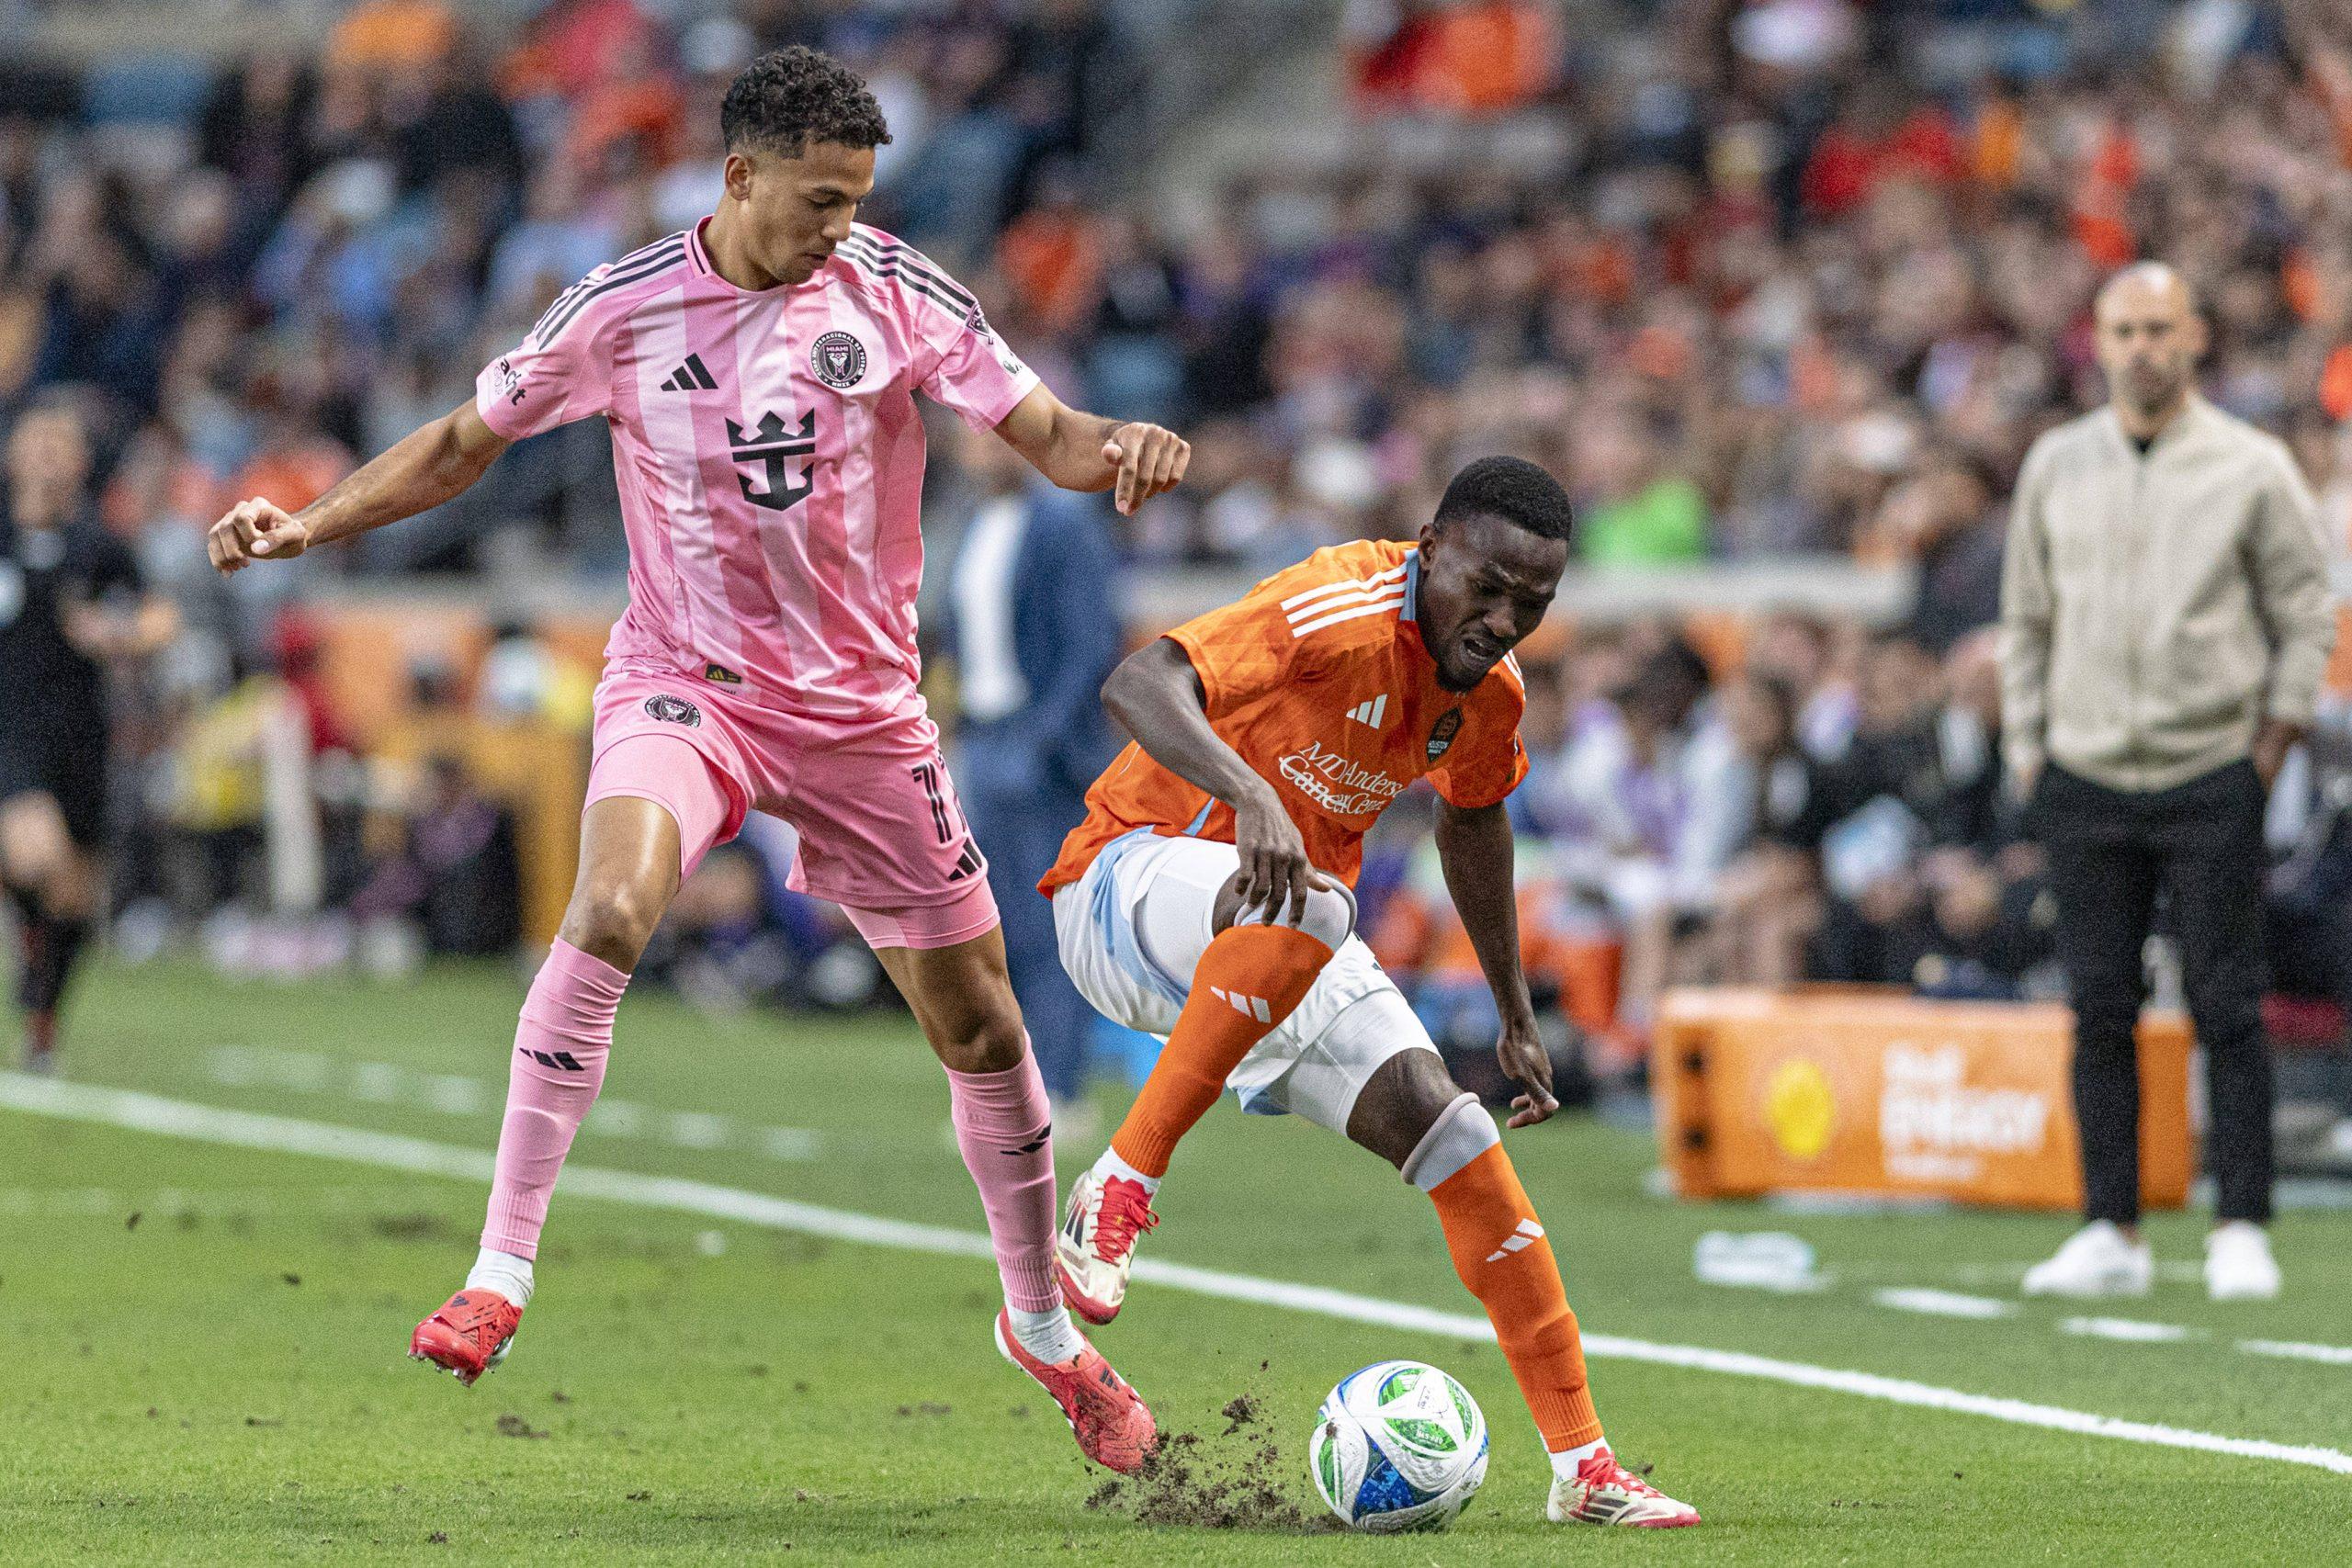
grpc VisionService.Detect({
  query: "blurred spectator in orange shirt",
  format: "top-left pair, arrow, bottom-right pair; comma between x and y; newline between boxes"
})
327,0 -> 458,76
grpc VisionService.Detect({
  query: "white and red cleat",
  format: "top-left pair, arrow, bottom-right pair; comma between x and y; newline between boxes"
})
1054,1168 -> 1158,1325
408,1289 -> 522,1386
1547,1447 -> 1702,1528
993,1308 -> 1156,1473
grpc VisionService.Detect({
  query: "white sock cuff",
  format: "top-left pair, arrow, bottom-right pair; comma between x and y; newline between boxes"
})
466,1247 -> 536,1309
1400,1092 -> 1498,1191
1006,1303 -> 1086,1365
1549,1437 -> 1608,1479
1093,1146 -> 1159,1193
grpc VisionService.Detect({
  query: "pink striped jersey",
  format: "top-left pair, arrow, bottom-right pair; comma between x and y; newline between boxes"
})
474,217 -> 1042,721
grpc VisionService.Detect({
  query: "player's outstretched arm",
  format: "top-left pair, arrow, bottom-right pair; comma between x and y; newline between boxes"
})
1102,637 -> 1326,922
208,400 -> 511,575
993,385 -> 1188,516
1435,797 -> 1556,1128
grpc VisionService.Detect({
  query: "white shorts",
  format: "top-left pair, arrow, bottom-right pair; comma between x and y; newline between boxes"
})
1051,830 -> 1438,1136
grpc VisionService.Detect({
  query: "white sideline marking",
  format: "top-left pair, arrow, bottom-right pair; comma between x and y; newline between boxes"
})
203,1045 -> 820,1164
6,1072 -> 2352,1478
1872,1288 -> 2018,1320
2239,1339 -> 2352,1366
2061,1316 -> 2201,1345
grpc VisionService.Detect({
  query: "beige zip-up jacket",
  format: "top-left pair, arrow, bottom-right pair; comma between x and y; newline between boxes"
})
1999,395 -> 2335,793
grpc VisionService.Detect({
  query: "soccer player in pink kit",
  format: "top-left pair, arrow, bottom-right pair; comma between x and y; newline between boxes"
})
205,48 -> 1186,1473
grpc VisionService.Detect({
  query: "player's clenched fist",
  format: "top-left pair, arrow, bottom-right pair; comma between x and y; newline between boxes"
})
1100,422 -> 1190,517
208,498 -> 311,574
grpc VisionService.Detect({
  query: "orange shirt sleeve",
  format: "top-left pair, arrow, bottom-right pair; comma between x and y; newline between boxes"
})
1163,582 -> 1318,718
1429,684 -> 1529,809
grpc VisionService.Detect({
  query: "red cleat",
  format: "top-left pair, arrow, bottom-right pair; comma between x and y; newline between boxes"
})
993,1309 -> 1156,1473
408,1289 -> 522,1386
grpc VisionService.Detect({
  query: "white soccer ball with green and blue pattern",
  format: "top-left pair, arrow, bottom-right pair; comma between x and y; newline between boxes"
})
1307,1359 -> 1488,1532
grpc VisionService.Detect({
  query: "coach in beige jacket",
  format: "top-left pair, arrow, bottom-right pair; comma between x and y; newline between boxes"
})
2000,263 -> 2335,1303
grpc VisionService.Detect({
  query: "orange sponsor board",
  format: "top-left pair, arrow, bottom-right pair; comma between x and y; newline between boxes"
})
1655,987 -> 2192,1211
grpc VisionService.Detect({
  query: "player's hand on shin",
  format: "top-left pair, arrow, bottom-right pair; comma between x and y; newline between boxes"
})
208,498 -> 311,574
1497,1021 -> 1558,1129
1231,785 -> 1327,928
1101,422 -> 1190,517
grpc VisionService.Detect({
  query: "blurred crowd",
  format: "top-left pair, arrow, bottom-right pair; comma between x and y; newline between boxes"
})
2,1 -> 2350,1110
0,0 -> 1160,1006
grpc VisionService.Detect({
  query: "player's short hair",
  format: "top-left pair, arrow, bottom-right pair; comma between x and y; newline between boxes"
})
1432,456 -> 1575,544
719,47 -> 892,160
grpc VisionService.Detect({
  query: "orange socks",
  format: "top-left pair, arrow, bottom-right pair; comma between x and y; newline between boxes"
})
1430,1145 -> 1604,1452
1109,923 -> 1335,1177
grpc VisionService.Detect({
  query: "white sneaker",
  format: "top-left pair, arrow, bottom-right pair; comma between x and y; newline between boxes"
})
2021,1221 -> 2153,1298
1546,1446 -> 1701,1528
2204,1221 -> 2281,1301
1053,1167 -> 1157,1325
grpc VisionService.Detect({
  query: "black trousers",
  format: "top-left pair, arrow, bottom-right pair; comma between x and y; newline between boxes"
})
2036,760 -> 2273,1225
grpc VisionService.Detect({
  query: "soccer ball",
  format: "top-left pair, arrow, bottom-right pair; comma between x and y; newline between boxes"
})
1306,1359 -> 1488,1532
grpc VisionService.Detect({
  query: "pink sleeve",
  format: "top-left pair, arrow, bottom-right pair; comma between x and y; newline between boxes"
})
474,280 -> 619,441
914,295 -> 1042,433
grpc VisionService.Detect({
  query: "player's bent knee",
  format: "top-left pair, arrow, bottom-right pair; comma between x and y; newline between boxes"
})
1234,879 -> 1357,951
1296,882 -> 1357,950
1398,1092 -> 1500,1192
933,1001 -> 1027,1075
561,876 -> 665,965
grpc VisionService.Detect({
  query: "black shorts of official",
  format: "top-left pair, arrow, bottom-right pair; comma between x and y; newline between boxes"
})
0,718 -> 111,849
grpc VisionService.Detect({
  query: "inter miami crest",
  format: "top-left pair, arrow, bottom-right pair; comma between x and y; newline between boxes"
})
1427,707 -> 1463,762
809,330 -> 868,390
645,694 -> 701,728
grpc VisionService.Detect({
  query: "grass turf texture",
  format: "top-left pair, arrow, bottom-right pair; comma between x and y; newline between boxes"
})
1,960 -> 2346,1564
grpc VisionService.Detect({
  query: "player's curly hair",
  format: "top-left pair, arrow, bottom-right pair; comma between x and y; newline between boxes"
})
719,46 -> 893,159
1433,455 -> 1576,544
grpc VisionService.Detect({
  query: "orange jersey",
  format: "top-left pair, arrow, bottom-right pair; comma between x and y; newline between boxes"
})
1041,539 -> 1528,896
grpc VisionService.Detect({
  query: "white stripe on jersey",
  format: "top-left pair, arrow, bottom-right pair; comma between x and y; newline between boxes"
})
1288,588 -> 1408,637
1283,584 -> 1408,626
1280,561 -> 1408,614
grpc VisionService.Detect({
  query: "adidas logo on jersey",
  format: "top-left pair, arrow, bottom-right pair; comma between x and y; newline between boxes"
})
1346,694 -> 1390,728
1486,1218 -> 1545,1263
1208,987 -> 1272,1023
660,354 -> 718,392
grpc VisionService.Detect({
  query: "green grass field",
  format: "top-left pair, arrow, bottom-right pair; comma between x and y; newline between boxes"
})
4,960 -> 2348,1564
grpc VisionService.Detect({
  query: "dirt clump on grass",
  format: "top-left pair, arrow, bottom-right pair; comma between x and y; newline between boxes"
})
1085,1386 -> 1331,1533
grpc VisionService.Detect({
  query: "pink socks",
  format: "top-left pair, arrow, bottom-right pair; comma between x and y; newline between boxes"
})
481,939 -> 627,1259
479,945 -> 1074,1361
944,1046 -> 1061,1315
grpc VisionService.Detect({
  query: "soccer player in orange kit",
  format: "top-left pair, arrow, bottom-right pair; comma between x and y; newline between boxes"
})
1040,457 -> 1700,1528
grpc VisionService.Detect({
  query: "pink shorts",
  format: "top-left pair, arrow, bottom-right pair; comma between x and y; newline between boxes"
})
583,667 -> 1000,951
